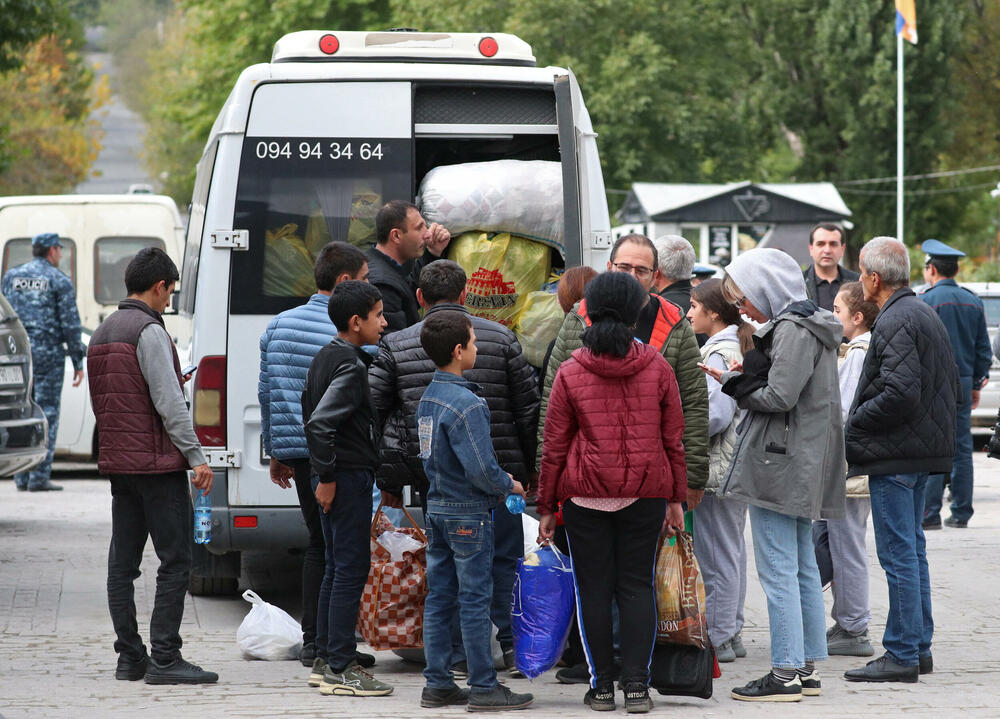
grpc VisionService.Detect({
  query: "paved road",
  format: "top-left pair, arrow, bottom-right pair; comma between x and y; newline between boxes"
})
2,455 -> 999,718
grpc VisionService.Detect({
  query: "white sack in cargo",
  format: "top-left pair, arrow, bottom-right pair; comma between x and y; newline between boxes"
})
418,160 -> 565,253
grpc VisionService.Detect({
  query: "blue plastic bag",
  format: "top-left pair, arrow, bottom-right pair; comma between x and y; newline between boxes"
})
511,544 -> 575,679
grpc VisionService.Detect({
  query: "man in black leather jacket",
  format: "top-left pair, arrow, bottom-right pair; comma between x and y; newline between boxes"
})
369,259 -> 539,674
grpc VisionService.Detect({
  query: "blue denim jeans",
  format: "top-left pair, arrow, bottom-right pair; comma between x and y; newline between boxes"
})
312,470 -> 373,672
925,376 -> 974,524
423,511 -> 497,692
870,473 -> 933,666
748,505 -> 827,668
449,499 -> 523,663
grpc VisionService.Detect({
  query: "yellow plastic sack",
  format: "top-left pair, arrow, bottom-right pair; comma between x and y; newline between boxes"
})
449,232 -> 551,327
514,292 -> 564,368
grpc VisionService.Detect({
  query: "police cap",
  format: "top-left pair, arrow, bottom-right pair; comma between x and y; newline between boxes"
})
31,233 -> 64,249
920,239 -> 965,260
691,264 -> 717,280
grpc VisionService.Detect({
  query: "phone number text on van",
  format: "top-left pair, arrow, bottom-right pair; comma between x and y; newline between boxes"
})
254,140 -> 385,161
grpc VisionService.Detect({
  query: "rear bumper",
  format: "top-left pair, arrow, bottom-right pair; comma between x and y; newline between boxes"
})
194,468 -> 309,554
0,402 -> 48,477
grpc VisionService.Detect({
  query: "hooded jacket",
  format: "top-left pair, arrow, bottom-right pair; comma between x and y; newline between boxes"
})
537,293 -> 708,489
718,249 -> 846,520
536,341 -> 687,516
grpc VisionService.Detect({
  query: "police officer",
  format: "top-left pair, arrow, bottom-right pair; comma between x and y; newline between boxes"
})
1,233 -> 85,491
919,239 -> 991,529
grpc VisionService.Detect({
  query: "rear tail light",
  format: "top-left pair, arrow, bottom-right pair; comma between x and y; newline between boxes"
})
478,37 -> 498,57
233,516 -> 258,528
319,33 -> 339,55
193,355 -> 226,447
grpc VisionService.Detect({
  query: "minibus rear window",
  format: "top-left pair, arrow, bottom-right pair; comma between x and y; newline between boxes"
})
94,237 -> 166,304
2,238 -> 77,285
229,136 -> 412,315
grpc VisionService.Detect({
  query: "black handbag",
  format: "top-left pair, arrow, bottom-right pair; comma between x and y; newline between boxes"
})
649,641 -> 716,699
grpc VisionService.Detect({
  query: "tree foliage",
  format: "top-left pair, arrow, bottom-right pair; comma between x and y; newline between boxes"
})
0,34 -> 108,194
0,0 -> 57,72
117,0 -> 996,256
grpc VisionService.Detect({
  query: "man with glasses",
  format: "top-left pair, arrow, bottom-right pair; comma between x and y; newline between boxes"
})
917,239 -> 990,530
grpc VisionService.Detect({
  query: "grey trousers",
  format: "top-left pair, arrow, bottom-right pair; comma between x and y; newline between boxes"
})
813,497 -> 872,634
692,493 -> 748,646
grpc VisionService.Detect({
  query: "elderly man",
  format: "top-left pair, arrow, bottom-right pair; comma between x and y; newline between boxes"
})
652,235 -> 697,314
843,237 -> 957,684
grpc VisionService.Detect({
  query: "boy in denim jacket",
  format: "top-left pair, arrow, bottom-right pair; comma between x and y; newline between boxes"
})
416,310 -> 532,712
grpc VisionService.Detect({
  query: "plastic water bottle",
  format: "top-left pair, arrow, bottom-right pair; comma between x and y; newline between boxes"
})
505,493 -> 526,514
194,493 -> 212,544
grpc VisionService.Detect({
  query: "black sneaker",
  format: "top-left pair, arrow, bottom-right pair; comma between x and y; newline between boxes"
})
944,516 -> 968,528
144,656 -> 219,685
731,672 -> 802,702
556,662 -> 591,684
922,517 -> 942,530
451,660 -> 469,680
623,683 -> 653,713
503,647 -> 524,678
115,653 -> 148,681
799,669 -> 821,696
355,650 -> 376,668
468,684 -> 533,712
300,642 -> 317,667
584,684 -> 616,711
919,654 -> 933,675
421,685 -> 470,707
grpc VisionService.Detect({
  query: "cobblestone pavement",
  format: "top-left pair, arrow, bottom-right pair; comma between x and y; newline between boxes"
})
2,455 -> 1000,718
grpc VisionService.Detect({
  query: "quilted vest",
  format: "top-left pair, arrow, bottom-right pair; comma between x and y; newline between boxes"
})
577,294 -> 681,351
88,299 -> 188,475
700,336 -> 742,492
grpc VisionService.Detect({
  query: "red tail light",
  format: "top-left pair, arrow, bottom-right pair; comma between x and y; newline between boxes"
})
319,33 -> 339,55
478,37 -> 498,57
193,355 -> 226,446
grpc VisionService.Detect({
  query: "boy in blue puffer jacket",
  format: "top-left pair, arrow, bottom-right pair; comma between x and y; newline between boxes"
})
257,241 -> 368,666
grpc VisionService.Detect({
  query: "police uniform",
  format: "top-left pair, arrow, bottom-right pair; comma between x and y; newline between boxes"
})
919,239 -> 991,527
1,233 -> 85,490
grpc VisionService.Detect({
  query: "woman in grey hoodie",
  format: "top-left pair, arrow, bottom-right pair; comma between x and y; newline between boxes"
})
702,248 -> 846,702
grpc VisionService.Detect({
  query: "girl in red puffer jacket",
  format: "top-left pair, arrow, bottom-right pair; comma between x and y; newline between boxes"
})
536,271 -> 686,712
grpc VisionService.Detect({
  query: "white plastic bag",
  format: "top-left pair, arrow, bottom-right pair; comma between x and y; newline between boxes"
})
417,160 -> 565,253
378,529 -> 425,562
236,589 -> 302,660
521,513 -> 541,557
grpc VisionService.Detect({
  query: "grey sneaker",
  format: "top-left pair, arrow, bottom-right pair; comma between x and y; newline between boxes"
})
421,685 -> 470,707
319,661 -> 393,696
827,624 -> 875,656
731,633 -> 747,658
716,640 -> 736,663
468,684 -> 534,712
308,656 -> 328,687
144,656 -> 218,685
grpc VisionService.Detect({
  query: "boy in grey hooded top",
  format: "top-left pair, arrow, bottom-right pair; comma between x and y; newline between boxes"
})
708,248 -> 846,702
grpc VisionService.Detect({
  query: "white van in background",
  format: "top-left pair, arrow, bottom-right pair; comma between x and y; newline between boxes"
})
181,29 -> 612,593
0,194 -> 190,458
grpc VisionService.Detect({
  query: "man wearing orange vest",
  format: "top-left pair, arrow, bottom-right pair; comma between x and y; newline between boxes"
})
537,234 -> 708,498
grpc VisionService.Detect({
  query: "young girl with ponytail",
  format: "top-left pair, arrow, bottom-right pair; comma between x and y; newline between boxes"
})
537,271 -> 687,713
686,278 -> 753,663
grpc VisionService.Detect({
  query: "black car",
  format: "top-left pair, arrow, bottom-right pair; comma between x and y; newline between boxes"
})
0,293 -> 47,477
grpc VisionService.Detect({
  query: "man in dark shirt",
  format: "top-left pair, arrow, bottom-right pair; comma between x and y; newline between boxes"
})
365,200 -> 451,333
652,235 -> 697,315
803,224 -> 859,311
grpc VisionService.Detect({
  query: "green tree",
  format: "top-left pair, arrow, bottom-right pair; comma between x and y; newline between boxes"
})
0,0 -> 57,72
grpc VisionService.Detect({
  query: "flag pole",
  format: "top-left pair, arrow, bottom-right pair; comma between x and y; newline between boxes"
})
896,31 -> 904,243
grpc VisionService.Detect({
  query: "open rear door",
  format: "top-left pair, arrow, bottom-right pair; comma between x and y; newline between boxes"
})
555,69 -> 612,270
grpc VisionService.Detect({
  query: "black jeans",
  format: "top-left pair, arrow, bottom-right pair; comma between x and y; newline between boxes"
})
313,469 -> 373,672
107,472 -> 192,664
563,497 -> 666,687
289,458 -> 325,647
